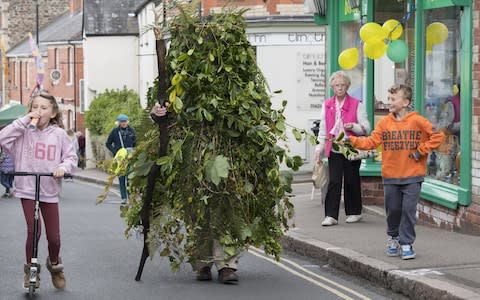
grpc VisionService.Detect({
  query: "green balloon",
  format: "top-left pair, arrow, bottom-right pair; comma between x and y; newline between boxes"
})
387,40 -> 408,63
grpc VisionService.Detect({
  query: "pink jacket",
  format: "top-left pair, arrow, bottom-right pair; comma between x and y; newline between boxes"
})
0,115 -> 78,203
324,94 -> 360,157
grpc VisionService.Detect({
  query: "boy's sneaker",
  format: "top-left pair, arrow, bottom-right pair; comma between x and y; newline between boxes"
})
401,244 -> 416,260
386,236 -> 400,257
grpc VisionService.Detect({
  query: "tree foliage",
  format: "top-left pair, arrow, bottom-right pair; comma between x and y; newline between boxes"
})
84,87 -> 144,136
121,6 -> 307,271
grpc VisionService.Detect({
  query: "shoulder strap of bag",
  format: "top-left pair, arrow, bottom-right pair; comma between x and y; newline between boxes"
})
118,130 -> 125,148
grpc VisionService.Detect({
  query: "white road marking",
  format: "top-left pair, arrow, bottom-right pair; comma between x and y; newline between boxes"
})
249,247 -> 371,300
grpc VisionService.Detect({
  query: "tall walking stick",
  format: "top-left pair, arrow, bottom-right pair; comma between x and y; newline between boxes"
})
135,32 -> 169,281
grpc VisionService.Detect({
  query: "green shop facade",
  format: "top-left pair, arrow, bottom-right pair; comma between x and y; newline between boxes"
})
313,0 -> 480,233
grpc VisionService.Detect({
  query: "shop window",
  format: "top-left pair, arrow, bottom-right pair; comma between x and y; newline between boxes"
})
373,1 -> 414,125
340,21 -> 364,102
423,7 -> 461,185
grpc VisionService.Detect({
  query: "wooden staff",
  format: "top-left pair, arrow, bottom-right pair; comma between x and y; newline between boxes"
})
135,31 -> 169,281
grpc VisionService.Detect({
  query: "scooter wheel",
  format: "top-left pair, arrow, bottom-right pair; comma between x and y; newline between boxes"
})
28,285 -> 35,298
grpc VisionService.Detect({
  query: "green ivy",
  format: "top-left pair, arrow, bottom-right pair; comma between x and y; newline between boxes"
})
121,6 -> 307,270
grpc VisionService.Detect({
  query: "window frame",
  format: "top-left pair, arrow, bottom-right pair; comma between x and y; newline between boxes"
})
414,0 -> 472,208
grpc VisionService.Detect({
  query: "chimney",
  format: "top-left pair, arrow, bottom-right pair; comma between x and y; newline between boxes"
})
70,0 -> 83,14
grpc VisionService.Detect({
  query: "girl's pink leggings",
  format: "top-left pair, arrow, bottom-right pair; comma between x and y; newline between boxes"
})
21,199 -> 60,264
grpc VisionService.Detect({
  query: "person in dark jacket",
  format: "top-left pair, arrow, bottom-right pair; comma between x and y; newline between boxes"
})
0,147 -> 14,197
106,114 -> 136,204
77,131 -> 86,169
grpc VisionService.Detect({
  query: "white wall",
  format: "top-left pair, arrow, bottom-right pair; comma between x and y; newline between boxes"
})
83,35 -> 139,168
249,26 -> 327,172
137,3 -> 158,107
84,36 -> 139,104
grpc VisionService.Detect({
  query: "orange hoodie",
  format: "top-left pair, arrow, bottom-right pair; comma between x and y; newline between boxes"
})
349,112 -> 444,183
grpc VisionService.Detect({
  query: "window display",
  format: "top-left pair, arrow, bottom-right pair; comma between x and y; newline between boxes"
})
423,7 -> 461,185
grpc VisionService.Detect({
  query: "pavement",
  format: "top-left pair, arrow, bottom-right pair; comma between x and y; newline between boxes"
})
74,168 -> 480,300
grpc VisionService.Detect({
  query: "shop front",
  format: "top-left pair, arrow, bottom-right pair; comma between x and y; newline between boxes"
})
311,0 -> 478,233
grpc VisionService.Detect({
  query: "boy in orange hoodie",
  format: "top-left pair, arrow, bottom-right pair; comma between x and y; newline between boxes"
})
347,84 -> 444,260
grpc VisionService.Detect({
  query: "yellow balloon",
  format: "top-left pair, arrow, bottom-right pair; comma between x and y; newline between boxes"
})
425,36 -> 433,55
363,40 -> 387,60
360,22 -> 387,43
382,19 -> 403,40
338,48 -> 359,70
426,22 -> 448,45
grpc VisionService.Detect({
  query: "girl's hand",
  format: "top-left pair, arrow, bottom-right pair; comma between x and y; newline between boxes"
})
27,111 -> 41,120
53,168 -> 65,178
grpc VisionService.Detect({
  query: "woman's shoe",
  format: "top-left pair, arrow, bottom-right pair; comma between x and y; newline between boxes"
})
321,216 -> 338,226
345,215 -> 362,223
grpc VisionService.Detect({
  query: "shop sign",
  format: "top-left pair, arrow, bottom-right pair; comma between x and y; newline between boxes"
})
296,52 -> 326,110
247,31 -> 326,46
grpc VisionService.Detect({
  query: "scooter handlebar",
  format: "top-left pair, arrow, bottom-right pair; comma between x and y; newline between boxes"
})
5,172 -> 73,179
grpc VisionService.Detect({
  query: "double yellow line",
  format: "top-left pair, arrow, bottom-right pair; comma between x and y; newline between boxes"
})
249,247 -> 371,300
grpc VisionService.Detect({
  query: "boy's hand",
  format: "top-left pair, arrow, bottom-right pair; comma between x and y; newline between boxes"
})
53,168 -> 65,178
336,137 -> 350,146
409,151 -> 421,161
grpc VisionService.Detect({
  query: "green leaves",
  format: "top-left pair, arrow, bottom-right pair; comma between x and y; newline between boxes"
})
331,131 -> 359,159
205,155 -> 230,186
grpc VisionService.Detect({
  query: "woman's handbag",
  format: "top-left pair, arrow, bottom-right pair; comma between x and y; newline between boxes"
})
312,161 -> 329,189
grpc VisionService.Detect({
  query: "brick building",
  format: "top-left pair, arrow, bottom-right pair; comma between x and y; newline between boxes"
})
0,0 -> 70,49
5,0 -> 84,132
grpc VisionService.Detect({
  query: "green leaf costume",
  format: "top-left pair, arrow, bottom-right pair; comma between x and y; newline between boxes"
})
123,6 -> 302,271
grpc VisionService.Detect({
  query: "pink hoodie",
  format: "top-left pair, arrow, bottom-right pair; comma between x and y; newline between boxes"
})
0,115 -> 78,203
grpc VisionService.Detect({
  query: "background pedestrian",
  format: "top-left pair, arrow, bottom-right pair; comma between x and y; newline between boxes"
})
106,114 -> 136,204
314,71 -> 371,226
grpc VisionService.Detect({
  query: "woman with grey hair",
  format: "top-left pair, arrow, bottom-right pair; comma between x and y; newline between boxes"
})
314,71 -> 370,226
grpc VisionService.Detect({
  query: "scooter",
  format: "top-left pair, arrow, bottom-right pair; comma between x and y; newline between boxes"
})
7,171 -> 71,299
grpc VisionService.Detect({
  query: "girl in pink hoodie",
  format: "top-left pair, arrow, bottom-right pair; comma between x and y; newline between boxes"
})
0,91 -> 77,290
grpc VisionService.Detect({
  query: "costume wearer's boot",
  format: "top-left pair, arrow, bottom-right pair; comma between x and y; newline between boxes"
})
218,267 -> 239,284
196,266 -> 212,281
23,263 -> 40,289
46,257 -> 66,289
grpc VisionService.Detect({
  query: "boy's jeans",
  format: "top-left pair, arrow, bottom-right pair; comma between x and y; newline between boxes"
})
384,182 -> 422,245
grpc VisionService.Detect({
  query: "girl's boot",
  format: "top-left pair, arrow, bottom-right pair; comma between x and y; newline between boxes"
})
23,263 -> 40,289
46,257 -> 66,289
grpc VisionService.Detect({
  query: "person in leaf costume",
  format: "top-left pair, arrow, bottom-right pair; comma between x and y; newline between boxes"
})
124,6 -> 303,284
